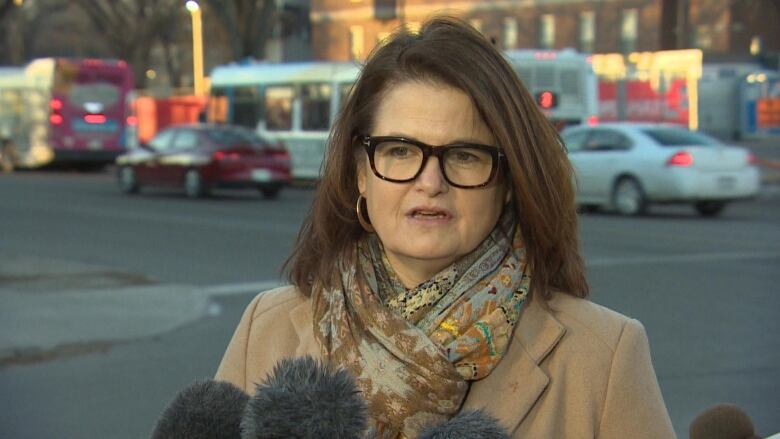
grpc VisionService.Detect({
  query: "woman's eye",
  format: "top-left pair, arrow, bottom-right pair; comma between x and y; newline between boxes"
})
454,151 -> 478,162
388,146 -> 411,157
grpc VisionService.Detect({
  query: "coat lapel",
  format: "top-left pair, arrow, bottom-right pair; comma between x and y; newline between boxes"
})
288,298 -> 321,358
465,296 -> 565,432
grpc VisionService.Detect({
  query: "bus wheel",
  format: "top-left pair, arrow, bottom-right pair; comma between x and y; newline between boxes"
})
118,166 -> 139,194
184,169 -> 207,198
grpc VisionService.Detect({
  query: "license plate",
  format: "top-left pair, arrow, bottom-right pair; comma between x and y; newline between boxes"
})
251,169 -> 272,182
717,176 -> 736,190
88,140 -> 103,150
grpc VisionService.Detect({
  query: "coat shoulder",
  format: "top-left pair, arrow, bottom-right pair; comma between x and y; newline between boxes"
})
248,285 -> 309,320
547,293 -> 638,354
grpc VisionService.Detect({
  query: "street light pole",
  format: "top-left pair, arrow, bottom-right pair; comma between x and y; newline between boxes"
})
185,1 -> 205,96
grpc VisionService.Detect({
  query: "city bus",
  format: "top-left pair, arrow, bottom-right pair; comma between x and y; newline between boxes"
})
208,61 -> 361,179
0,58 -> 134,169
505,49 -> 599,129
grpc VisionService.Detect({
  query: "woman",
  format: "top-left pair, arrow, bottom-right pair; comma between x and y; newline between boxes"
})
216,17 -> 675,438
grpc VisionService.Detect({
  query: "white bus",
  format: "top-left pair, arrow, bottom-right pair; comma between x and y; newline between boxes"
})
209,62 -> 361,179
505,49 -> 599,128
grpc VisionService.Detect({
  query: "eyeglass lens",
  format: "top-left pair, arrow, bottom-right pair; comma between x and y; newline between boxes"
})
373,139 -> 495,186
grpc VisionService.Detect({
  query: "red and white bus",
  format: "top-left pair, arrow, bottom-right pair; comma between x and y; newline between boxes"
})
0,58 -> 134,168
504,49 -> 599,129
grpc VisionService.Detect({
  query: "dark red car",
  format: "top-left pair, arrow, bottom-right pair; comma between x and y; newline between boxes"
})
116,124 -> 292,199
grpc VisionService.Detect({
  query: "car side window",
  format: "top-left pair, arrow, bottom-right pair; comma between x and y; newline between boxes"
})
171,130 -> 199,151
584,130 -> 632,151
148,129 -> 176,151
562,131 -> 589,152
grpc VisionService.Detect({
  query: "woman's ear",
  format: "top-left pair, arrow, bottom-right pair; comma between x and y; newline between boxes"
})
357,160 -> 367,194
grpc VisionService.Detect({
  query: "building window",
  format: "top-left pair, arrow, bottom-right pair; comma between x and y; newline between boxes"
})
469,19 -> 483,34
539,14 -> 555,49
579,11 -> 595,53
620,9 -> 638,53
349,25 -> 364,60
503,18 -> 518,49
694,25 -> 712,49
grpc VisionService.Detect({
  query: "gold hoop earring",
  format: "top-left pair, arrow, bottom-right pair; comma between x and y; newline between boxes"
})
356,194 -> 374,233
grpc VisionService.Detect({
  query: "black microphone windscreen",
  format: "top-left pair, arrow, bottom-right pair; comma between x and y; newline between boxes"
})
689,403 -> 760,439
242,355 -> 368,439
151,379 -> 249,439
418,409 -> 510,439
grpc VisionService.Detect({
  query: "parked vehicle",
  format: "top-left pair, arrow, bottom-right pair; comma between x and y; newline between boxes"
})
561,123 -> 760,217
0,58 -> 134,169
115,124 -> 291,199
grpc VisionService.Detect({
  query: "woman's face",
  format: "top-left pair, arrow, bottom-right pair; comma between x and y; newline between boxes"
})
357,81 -> 508,287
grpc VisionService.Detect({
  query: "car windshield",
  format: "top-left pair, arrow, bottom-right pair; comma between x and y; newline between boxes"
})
641,128 -> 722,147
204,127 -> 267,148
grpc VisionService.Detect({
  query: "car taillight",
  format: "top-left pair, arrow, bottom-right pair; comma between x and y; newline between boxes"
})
746,153 -> 757,166
213,151 -> 239,161
49,99 -> 63,110
667,151 -> 694,167
50,114 -> 64,125
587,115 -> 599,126
126,116 -> 138,126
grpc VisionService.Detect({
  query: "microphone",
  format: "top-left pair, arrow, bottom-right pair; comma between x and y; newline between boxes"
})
150,379 -> 249,439
241,355 -> 368,439
418,409 -> 510,439
689,403 -> 761,439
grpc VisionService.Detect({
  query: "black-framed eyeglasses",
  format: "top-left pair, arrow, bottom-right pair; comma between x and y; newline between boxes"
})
360,135 -> 505,189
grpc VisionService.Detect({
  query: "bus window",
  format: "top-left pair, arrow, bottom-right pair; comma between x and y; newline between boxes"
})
232,87 -> 261,129
301,83 -> 331,131
265,86 -> 293,131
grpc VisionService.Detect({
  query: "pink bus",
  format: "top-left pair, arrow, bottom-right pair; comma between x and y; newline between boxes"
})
0,58 -> 134,169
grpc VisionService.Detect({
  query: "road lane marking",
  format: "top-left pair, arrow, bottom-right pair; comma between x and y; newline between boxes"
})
588,250 -> 780,267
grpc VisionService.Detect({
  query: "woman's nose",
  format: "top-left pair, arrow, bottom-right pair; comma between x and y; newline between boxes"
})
414,155 -> 448,195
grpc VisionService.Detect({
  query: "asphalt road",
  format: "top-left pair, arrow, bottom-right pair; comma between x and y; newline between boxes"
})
1,169 -> 778,438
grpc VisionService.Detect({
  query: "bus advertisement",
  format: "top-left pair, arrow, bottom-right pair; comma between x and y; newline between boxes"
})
0,58 -> 134,169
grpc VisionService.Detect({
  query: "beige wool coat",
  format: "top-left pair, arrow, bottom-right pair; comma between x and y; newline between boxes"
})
216,286 -> 676,438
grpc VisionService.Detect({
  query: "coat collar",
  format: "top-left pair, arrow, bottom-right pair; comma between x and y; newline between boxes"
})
287,291 -> 566,432
465,294 -> 566,432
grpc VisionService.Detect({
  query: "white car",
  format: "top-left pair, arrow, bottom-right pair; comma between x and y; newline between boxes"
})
561,123 -> 760,217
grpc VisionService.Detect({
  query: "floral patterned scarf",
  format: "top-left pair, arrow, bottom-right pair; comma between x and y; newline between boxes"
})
312,211 -> 530,438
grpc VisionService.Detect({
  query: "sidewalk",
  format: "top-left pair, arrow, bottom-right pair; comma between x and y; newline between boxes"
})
0,254 -> 276,366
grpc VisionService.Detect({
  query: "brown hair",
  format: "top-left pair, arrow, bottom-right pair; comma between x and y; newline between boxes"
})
285,16 -> 588,300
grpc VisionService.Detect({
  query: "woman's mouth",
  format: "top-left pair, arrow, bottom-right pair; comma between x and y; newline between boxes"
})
407,207 -> 453,222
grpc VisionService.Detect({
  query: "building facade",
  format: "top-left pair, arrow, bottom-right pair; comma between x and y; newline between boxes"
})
310,0 -> 779,62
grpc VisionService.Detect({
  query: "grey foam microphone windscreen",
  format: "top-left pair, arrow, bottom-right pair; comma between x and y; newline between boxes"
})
241,356 -> 368,439
418,409 -> 510,439
150,379 -> 249,439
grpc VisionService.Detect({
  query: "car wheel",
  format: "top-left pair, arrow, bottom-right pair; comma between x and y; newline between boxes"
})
118,166 -> 139,194
612,177 -> 647,216
258,185 -> 281,199
694,201 -> 726,217
184,169 -> 207,198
